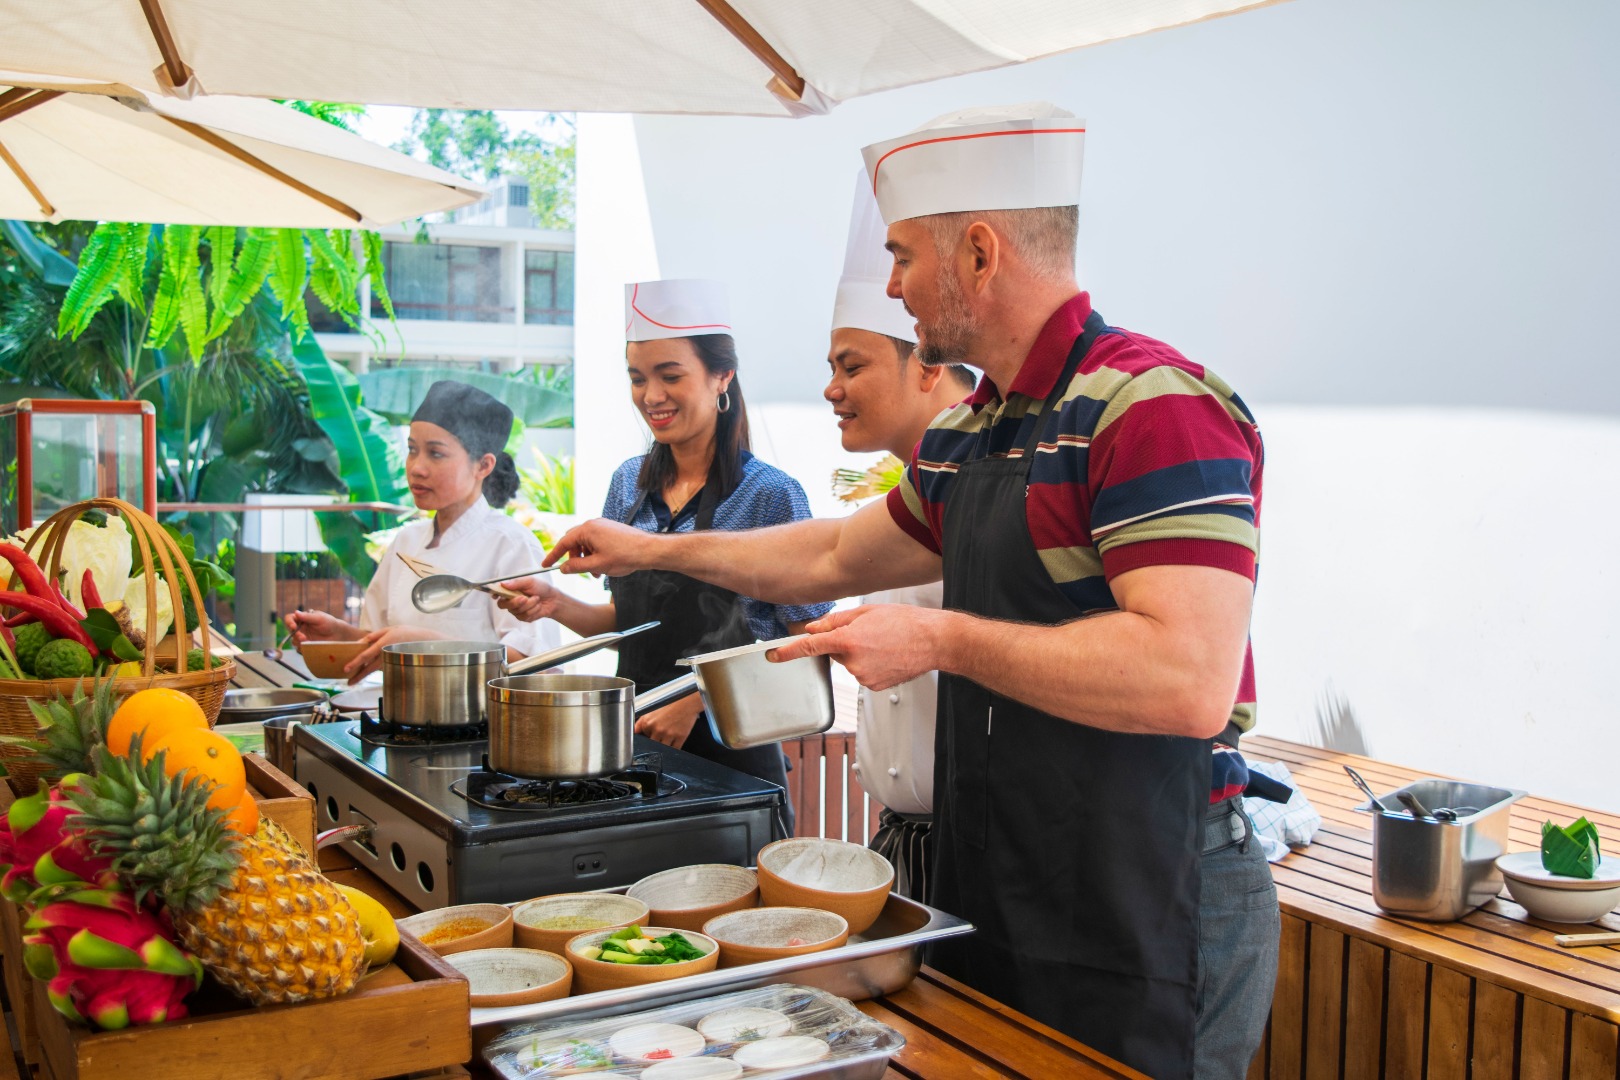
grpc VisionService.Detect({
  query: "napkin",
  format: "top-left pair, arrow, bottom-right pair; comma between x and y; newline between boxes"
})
1541,817 -> 1602,879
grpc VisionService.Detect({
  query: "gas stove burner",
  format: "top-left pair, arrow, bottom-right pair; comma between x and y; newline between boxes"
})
356,712 -> 487,748
451,753 -> 686,813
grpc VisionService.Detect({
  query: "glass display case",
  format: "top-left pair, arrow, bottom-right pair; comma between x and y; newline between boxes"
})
0,399 -> 156,534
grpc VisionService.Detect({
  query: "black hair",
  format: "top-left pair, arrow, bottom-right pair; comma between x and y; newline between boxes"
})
483,451 -> 520,508
886,334 -> 978,392
636,333 -> 752,500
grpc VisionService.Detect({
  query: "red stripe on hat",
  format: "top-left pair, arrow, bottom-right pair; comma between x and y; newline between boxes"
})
628,283 -> 732,334
870,127 -> 1088,195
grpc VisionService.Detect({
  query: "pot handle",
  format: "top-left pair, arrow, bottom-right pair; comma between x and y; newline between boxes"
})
633,672 -> 700,715
505,620 -> 663,676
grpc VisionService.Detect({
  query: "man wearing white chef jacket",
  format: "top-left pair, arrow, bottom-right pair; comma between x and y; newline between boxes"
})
825,171 -> 977,901
539,104 -> 1276,1079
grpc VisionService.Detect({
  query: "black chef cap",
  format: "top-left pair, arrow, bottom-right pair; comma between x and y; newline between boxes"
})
411,380 -> 513,461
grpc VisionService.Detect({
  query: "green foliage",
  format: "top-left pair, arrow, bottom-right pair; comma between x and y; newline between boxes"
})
519,453 -> 574,515
357,365 -> 571,428
393,110 -> 575,229
276,100 -> 365,131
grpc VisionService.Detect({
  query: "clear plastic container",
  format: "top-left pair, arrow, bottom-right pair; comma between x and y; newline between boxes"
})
483,983 -> 904,1080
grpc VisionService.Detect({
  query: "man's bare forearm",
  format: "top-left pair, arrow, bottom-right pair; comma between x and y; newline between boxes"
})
655,518 -> 856,605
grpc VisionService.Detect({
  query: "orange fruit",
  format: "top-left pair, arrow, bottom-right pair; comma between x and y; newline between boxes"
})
223,789 -> 260,836
146,728 -> 246,811
106,689 -> 208,757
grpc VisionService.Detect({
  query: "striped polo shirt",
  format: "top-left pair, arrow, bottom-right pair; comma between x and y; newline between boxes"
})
885,292 -> 1262,803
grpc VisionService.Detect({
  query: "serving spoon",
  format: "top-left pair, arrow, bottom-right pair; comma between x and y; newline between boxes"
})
411,568 -> 555,614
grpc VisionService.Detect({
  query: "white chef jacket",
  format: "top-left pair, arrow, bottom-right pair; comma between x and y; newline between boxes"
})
360,496 -> 560,657
853,583 -> 939,815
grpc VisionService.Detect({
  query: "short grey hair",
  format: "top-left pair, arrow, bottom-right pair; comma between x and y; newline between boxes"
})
922,205 -> 1078,282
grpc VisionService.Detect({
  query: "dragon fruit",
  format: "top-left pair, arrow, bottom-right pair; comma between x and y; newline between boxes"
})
0,776 -> 114,902
23,886 -> 202,1029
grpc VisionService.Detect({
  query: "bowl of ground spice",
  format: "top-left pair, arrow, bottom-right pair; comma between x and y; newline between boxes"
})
398,903 -> 514,956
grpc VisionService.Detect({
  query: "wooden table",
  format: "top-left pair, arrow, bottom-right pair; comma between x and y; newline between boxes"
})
1242,735 -> 1620,1080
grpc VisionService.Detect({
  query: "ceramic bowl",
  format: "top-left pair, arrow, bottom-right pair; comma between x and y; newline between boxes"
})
627,864 -> 759,932
755,837 -> 894,935
397,903 -> 513,956
564,927 -> 720,995
608,1022 -> 705,1062
731,1036 -> 831,1069
298,640 -> 367,679
445,947 -> 572,1007
695,1006 -> 793,1043
1497,852 -> 1620,923
512,892 -> 651,954
639,1058 -> 742,1080
702,906 -> 848,967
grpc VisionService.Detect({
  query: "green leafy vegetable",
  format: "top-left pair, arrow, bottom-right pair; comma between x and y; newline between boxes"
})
1541,817 -> 1602,879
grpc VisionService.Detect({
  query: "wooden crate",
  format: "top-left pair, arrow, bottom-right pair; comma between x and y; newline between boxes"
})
1,895 -> 42,1066
34,931 -> 470,1080
244,751 -> 316,856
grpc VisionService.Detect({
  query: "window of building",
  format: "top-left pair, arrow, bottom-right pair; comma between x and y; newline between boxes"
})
373,241 -> 508,322
524,249 -> 575,326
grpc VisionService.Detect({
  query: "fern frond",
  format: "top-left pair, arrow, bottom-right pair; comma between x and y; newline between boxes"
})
268,229 -> 311,340
205,227 -> 275,341
143,224 -> 188,350
111,223 -> 153,315
362,230 -> 395,322
205,225 -> 234,317
306,229 -> 359,329
58,225 -> 131,339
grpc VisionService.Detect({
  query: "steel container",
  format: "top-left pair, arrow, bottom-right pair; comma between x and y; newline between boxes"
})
680,637 -> 835,750
487,674 -> 637,779
1365,779 -> 1526,921
381,639 -> 505,727
218,687 -> 328,726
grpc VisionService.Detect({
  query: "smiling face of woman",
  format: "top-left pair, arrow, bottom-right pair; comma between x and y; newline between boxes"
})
406,421 -> 493,512
626,338 -> 731,449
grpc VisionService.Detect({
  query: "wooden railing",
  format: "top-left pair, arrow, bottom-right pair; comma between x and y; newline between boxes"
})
784,730 -> 882,843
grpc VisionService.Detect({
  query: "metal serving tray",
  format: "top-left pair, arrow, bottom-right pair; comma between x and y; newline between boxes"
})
470,892 -> 972,1028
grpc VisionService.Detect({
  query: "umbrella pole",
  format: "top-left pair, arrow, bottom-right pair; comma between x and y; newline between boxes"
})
0,89 -> 62,123
0,141 -> 54,218
138,0 -> 194,91
691,0 -> 806,102
158,117 -> 364,223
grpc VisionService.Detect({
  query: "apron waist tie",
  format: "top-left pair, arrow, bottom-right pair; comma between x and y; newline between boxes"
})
1204,797 -> 1254,855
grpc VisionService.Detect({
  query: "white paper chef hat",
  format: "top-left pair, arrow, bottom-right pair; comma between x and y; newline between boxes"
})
831,169 -> 916,343
624,279 -> 732,342
860,102 -> 1086,225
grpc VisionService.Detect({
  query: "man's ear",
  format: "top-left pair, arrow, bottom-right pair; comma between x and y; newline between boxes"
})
962,221 -> 1000,294
915,361 -> 946,393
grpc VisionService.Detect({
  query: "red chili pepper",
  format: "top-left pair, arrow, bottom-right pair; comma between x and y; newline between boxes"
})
80,569 -> 104,611
52,583 -> 86,620
0,621 -> 15,660
0,543 -> 54,604
0,592 -> 96,653
2,611 -> 36,628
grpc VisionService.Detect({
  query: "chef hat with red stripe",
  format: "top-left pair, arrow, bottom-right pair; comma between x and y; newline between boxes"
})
624,279 -> 732,342
860,102 -> 1087,225
831,169 -> 916,343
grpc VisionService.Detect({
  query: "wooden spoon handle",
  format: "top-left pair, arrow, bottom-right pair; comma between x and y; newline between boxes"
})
1554,931 -> 1620,948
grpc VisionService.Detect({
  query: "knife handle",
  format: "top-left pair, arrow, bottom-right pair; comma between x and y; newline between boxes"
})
1553,931 -> 1620,948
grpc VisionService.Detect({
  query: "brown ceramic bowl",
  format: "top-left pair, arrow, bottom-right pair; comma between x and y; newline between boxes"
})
512,892 -> 651,954
626,864 -> 759,932
297,640 -> 367,679
445,947 -> 573,1007
564,926 -> 720,995
755,837 -> 894,935
396,903 -> 513,956
701,906 -> 848,967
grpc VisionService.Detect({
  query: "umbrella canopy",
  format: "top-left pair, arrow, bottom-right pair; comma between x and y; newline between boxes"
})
0,0 -> 1289,117
0,73 -> 482,226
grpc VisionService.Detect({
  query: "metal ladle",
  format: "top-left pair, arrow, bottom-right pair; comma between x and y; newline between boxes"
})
411,568 -> 555,613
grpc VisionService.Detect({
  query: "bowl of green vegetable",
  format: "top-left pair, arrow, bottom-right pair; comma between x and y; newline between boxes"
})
564,924 -> 720,994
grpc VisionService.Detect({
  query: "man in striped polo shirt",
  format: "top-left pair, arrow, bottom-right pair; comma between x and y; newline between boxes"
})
540,103 -> 1276,1079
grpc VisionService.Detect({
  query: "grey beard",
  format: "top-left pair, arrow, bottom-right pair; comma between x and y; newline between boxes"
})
916,268 -> 976,367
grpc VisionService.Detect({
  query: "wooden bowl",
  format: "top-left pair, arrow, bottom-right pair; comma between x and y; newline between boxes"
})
701,906 -> 848,967
755,837 -> 894,935
445,947 -> 572,1007
297,640 -> 367,679
512,892 -> 650,954
397,903 -> 514,956
563,926 -> 719,995
626,864 -> 759,932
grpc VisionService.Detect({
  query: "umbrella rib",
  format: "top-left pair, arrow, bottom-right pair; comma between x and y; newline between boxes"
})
138,0 -> 194,90
158,116 -> 363,223
0,140 -> 55,218
0,90 -> 63,125
691,0 -> 806,101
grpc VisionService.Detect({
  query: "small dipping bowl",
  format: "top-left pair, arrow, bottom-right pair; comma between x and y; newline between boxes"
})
397,903 -> 513,956
755,837 -> 895,935
564,927 -> 719,995
512,892 -> 651,954
445,947 -> 572,1007
702,906 -> 848,967
641,1058 -> 743,1080
732,1036 -> 831,1069
627,864 -> 759,932
609,1022 -> 706,1063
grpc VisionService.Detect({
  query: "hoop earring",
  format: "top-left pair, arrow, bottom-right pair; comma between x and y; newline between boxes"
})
716,391 -> 732,414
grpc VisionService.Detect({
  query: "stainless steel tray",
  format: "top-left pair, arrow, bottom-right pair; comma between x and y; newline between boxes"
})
471,892 -> 972,1028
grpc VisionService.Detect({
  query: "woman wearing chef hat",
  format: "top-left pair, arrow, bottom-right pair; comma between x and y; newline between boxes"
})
286,379 -> 561,679
500,280 -> 830,833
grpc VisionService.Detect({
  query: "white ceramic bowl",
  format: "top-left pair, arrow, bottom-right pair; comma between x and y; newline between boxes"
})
444,947 -> 572,1007
640,1058 -> 742,1080
1500,876 -> 1620,924
627,864 -> 759,932
609,1022 -> 705,1062
731,1036 -> 831,1069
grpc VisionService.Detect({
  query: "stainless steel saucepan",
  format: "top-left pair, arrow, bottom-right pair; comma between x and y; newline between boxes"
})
487,635 -> 834,778
379,622 -> 658,728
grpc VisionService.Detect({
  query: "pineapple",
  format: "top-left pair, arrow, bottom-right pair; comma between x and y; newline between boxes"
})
69,746 -> 367,1006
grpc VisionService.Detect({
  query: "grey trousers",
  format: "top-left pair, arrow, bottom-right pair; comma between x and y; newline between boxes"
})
1195,797 -> 1282,1080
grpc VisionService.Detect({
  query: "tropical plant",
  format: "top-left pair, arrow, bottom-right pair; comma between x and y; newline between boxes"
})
518,453 -> 574,515
833,453 -> 907,503
394,109 -> 576,229
356,364 -> 570,428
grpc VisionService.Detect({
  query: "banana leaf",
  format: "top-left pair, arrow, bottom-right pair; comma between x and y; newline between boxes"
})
357,366 -> 571,428
288,332 -> 408,587
0,219 -> 76,287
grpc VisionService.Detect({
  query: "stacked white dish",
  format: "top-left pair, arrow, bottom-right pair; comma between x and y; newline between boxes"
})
1495,853 -> 1620,924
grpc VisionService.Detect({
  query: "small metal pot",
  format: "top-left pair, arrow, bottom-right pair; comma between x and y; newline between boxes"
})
218,687 -> 329,726
679,637 -> 834,749
487,674 -> 698,779
381,640 -> 506,728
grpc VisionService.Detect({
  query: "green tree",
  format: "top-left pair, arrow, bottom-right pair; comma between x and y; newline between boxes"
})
394,110 -> 576,229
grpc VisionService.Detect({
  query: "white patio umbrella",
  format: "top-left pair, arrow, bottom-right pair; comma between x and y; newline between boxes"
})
0,73 -> 482,226
0,0 -> 1290,117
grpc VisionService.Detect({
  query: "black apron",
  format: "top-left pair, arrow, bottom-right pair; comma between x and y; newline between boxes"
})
613,473 -> 795,837
929,311 -> 1209,1080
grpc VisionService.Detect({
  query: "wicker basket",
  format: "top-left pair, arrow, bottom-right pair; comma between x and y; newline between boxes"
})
0,498 -> 235,794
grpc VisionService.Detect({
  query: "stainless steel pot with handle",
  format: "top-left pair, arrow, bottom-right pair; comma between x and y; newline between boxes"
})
679,636 -> 834,749
486,673 -> 698,778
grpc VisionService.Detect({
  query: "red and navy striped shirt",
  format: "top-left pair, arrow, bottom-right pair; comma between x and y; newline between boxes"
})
886,292 -> 1262,804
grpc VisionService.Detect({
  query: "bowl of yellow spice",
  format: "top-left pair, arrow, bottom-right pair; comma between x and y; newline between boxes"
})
398,903 -> 514,956
513,892 -> 650,954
